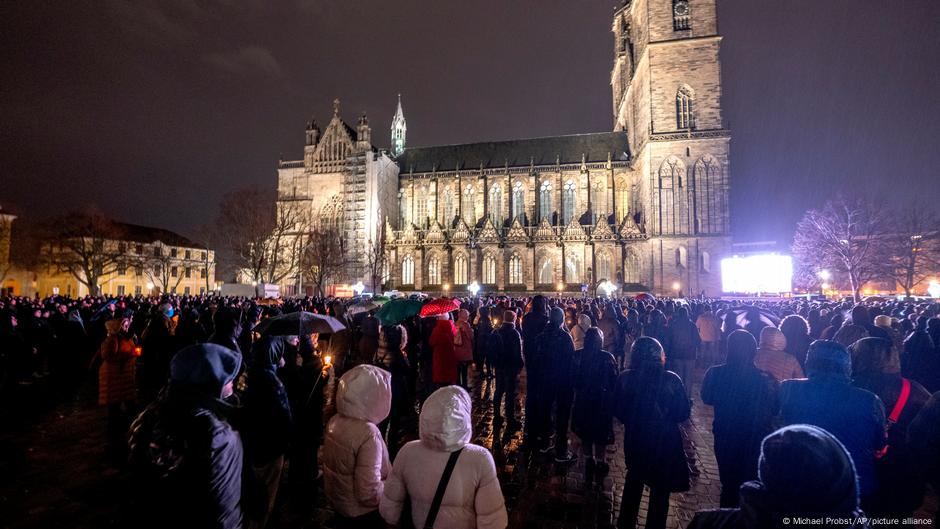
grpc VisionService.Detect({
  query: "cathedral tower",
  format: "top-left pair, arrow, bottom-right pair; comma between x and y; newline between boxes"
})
390,94 -> 407,157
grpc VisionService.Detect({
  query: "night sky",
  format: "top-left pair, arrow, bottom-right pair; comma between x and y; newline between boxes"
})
2,0 -> 938,244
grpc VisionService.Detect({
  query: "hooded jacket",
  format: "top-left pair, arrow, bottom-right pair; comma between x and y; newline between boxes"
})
380,386 -> 508,529
754,327 -> 804,382
242,336 -> 292,465
571,313 -> 592,350
323,365 -> 392,518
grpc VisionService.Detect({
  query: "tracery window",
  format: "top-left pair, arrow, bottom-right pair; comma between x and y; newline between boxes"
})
539,181 -> 553,220
443,188 -> 455,226
509,253 -> 523,284
538,257 -> 553,284
562,179 -> 577,224
482,254 -> 496,284
676,85 -> 695,130
489,184 -> 503,226
512,181 -> 525,221
401,255 -> 415,285
428,256 -> 441,285
461,185 -> 475,224
453,254 -> 469,284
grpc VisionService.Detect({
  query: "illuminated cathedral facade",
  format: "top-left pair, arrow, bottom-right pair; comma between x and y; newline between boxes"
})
276,0 -> 731,296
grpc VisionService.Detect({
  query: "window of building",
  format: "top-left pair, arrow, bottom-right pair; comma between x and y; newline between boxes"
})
171,248 -> 178,258
512,181 -> 525,221
673,0 -> 691,31
185,267 -> 192,278
200,268 -> 207,279
676,85 -> 695,129
401,255 -> 415,284
382,260 -> 390,283
675,246 -> 688,269
184,286 -> 191,295
135,266 -> 143,277
185,250 -> 191,260
482,254 -> 496,284
443,188 -> 455,225
415,186 -> 428,228
200,287 -> 206,295
593,181 -> 608,222
658,157 -> 686,235
700,251 -> 711,273
489,184 -> 502,226
562,179 -> 577,224
428,257 -> 441,285
171,266 -> 178,277
461,185 -> 475,224
399,191 -> 408,226
538,257 -> 553,284
117,285 -> 125,295
453,255 -> 468,284
135,244 -> 143,254
118,264 -> 126,276
694,156 -> 722,235
565,253 -> 582,283
624,252 -> 640,284
154,247 -> 162,257
509,253 -> 523,284
201,251 -> 207,261
539,181 -> 553,220
134,285 -> 142,295
118,242 -> 127,253
596,253 -> 611,281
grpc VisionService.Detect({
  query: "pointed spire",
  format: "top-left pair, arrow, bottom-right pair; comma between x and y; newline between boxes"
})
391,94 -> 407,157
333,98 -> 341,116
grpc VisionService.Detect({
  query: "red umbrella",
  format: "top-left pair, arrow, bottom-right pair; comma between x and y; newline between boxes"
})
419,297 -> 461,318
634,293 -> 656,302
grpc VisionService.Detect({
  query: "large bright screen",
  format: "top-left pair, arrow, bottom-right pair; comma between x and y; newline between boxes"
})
721,254 -> 793,294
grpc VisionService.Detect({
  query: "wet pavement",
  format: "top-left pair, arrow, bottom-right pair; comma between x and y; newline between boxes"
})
0,367 -> 935,529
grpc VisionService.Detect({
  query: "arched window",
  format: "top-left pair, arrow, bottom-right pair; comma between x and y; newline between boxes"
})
482,254 -> 496,284
443,188 -> 455,226
615,176 -> 630,224
565,253 -> 582,283
461,185 -> 475,224
658,157 -> 686,235
538,257 -> 553,284
489,184 -> 503,225
415,185 -> 428,228
624,251 -> 640,284
508,253 -> 523,284
675,245 -> 688,269
428,256 -> 441,285
694,156 -> 722,234
593,180 -> 608,222
596,253 -> 611,282
398,191 -> 408,226
453,254 -> 468,284
562,179 -> 577,224
676,85 -> 695,130
512,181 -> 525,221
382,260 -> 390,283
700,251 -> 711,273
401,255 -> 415,285
539,181 -> 553,220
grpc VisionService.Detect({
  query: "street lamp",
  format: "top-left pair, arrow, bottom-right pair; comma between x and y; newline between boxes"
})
146,281 -> 154,294
672,282 -> 681,297
599,280 -> 618,297
352,281 -> 365,296
817,270 -> 831,297
467,281 -> 480,296
443,283 -> 451,293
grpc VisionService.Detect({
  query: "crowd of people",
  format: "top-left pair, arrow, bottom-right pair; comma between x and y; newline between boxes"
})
1,291 -> 939,529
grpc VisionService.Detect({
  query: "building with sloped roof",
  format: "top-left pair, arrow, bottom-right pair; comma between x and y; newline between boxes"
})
276,0 -> 731,297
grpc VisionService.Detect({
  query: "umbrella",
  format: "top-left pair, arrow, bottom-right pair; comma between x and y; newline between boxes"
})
347,300 -> 379,316
255,311 -> 346,336
731,306 -> 781,329
372,296 -> 391,305
375,298 -> 424,325
419,297 -> 461,318
257,298 -> 283,306
634,293 -> 656,303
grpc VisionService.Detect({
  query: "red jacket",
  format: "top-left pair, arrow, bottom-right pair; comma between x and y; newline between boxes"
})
429,319 -> 458,384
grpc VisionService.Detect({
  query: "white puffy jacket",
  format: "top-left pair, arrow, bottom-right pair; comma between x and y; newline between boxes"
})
323,365 -> 392,518
380,386 -> 508,529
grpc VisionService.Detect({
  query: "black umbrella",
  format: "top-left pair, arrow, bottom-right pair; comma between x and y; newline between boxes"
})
254,311 -> 346,336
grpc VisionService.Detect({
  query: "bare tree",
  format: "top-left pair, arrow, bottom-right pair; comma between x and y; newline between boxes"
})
364,226 -> 387,294
0,213 -> 14,287
792,196 -> 892,301
212,187 -> 307,291
135,249 -> 185,295
42,211 -> 130,296
191,225 -> 219,294
885,207 -> 940,297
299,224 -> 346,296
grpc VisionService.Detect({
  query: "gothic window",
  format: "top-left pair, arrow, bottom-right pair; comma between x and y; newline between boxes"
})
562,179 -> 577,224
489,184 -> 503,226
694,156 -> 722,234
539,181 -> 553,220
453,254 -> 469,284
382,260 -> 390,283
658,157 -> 686,235
675,246 -> 688,269
428,256 -> 441,285
565,253 -> 582,283
401,255 -> 415,285
624,251 -> 640,284
593,180 -> 608,222
461,185 -> 475,224
443,188 -> 455,226
616,177 -> 631,223
512,181 -> 525,221
596,253 -> 611,282
538,257 -> 554,284
676,85 -> 695,130
415,185 -> 428,228
700,251 -> 711,273
482,254 -> 496,284
673,0 -> 691,31
509,253 -> 523,284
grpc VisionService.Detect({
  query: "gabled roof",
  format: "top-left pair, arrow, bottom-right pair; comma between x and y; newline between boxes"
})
119,223 -> 201,248
395,131 -> 630,173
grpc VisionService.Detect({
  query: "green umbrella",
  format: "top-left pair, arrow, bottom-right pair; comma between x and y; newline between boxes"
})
375,298 -> 424,325
372,296 -> 391,305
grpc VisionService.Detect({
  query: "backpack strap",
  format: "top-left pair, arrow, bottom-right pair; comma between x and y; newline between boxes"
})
888,377 -> 911,424
423,448 -> 463,529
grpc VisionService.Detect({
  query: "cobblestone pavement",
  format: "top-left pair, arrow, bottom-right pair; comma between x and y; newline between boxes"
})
1,367 -> 936,529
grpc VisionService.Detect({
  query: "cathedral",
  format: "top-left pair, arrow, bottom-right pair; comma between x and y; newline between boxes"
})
276,0 -> 731,297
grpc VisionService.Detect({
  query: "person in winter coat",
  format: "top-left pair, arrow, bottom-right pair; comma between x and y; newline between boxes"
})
779,314 -> 812,368
242,336 -> 292,529
700,330 -> 779,507
529,307 -> 577,459
663,306 -> 700,400
139,305 -> 178,402
357,314 -> 380,368
850,337 -> 930,518
902,317 -> 940,392
753,327 -> 804,382
614,337 -> 691,529
779,340 -> 886,504
380,386 -> 508,529
454,309 -> 475,388
492,311 -> 524,428
429,314 -> 458,388
597,304 -> 623,366
521,296 -> 549,441
374,324 -> 410,455
129,343 -> 243,529
570,312 -> 592,351
329,301 -> 353,375
696,306 -> 722,367
908,391 -> 940,504
474,307 -> 495,379
98,316 -> 138,462
323,365 -> 392,528
687,425 -> 868,529
572,327 -> 619,485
